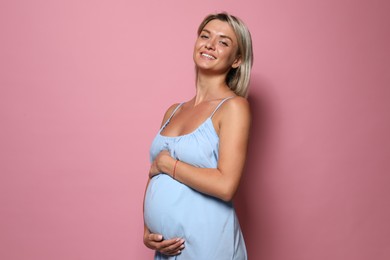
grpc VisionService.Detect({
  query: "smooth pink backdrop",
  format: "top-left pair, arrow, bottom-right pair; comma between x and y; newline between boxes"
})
1,0 -> 389,259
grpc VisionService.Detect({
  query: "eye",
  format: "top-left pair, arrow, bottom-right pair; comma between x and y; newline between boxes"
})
219,41 -> 229,46
200,34 -> 209,39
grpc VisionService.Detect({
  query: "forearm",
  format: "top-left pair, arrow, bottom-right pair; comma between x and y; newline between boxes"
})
158,157 -> 242,202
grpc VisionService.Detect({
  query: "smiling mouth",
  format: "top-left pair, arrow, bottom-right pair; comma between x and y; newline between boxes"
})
201,53 -> 216,60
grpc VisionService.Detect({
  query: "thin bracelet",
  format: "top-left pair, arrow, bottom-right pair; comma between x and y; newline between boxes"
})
173,160 -> 179,179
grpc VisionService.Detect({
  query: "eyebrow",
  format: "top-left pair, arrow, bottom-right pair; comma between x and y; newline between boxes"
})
201,29 -> 234,42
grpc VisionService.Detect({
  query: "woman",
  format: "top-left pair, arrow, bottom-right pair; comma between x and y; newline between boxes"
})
143,12 -> 253,259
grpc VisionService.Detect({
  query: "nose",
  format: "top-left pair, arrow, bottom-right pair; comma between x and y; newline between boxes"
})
205,38 -> 216,50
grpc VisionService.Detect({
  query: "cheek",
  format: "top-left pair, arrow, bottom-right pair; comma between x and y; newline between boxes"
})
194,38 -> 203,48
220,49 -> 236,62
193,45 -> 199,59
193,41 -> 202,53
227,48 -> 239,62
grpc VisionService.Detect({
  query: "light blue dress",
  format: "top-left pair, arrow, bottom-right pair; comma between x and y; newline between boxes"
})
144,98 -> 247,260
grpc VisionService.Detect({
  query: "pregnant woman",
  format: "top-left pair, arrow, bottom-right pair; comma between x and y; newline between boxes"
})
143,12 -> 253,259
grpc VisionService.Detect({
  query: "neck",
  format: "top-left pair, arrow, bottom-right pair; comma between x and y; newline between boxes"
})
193,71 -> 230,106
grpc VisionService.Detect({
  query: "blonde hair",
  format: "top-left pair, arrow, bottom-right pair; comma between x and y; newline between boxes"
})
197,12 -> 254,98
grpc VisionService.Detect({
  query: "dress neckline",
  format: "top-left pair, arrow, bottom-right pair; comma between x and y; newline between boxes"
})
158,117 -> 217,139
158,96 -> 234,139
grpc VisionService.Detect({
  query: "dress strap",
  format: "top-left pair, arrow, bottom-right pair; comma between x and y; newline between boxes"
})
210,96 -> 235,118
161,102 -> 184,129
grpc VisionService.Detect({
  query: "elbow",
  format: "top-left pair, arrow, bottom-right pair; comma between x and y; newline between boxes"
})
216,177 -> 240,202
219,186 -> 237,202
220,193 -> 234,202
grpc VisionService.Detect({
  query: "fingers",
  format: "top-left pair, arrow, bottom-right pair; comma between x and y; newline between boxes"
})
148,233 -> 163,242
149,161 -> 160,178
145,234 -> 185,256
149,150 -> 174,178
156,238 -> 185,256
160,150 -> 170,156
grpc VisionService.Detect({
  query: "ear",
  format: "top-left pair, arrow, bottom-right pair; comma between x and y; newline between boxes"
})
231,56 -> 242,69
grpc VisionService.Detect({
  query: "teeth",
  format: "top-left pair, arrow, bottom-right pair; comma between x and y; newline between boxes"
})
202,53 -> 216,59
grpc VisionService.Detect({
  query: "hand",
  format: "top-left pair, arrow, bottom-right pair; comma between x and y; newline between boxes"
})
149,150 -> 172,178
144,232 -> 185,256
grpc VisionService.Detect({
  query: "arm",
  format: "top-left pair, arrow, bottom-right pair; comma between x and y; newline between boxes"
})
150,97 -> 251,202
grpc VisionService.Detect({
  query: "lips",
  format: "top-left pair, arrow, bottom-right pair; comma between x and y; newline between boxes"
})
201,52 -> 216,60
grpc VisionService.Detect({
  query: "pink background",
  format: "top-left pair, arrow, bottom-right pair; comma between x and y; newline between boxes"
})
1,0 -> 389,259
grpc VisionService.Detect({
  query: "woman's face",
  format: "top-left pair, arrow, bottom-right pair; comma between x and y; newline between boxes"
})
193,19 -> 241,74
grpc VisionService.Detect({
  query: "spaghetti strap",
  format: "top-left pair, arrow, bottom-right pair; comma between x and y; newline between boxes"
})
210,96 -> 235,118
161,102 -> 184,129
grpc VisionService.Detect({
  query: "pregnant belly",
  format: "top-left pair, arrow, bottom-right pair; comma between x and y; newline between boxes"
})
144,174 -> 234,241
144,174 -> 191,239
145,174 -> 222,239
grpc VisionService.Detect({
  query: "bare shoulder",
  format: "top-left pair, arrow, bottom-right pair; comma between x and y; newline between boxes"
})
219,96 -> 251,121
164,103 -> 181,117
225,96 -> 250,110
213,96 -> 251,135
159,103 -> 181,128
